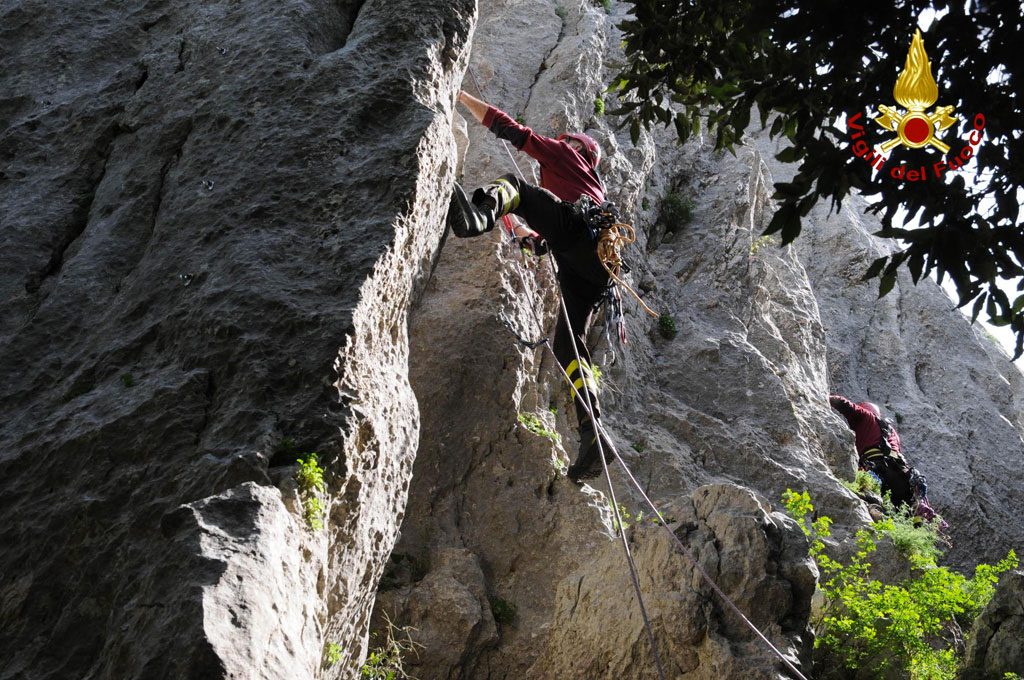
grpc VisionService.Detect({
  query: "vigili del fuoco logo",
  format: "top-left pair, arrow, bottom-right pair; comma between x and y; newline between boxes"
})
846,28 -> 986,182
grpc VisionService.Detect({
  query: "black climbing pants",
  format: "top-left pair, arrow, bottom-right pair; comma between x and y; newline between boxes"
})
864,455 -> 915,508
496,173 -> 611,427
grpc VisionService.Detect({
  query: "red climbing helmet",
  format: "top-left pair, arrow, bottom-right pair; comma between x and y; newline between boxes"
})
558,132 -> 601,168
859,402 -> 881,418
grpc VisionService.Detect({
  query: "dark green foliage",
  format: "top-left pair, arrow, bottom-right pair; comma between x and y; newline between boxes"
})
658,313 -> 677,339
613,2 -> 1024,356
660,191 -> 694,227
490,596 -> 517,626
120,373 -> 135,388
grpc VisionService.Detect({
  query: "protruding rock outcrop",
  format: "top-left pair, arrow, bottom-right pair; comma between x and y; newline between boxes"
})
0,1 -> 474,678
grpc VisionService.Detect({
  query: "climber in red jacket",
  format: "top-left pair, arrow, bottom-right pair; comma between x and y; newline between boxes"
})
447,89 -> 614,483
828,395 -> 917,508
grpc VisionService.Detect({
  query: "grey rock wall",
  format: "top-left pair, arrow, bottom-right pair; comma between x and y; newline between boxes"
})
378,0 -> 1024,679
0,0 -> 474,678
963,570 -> 1024,679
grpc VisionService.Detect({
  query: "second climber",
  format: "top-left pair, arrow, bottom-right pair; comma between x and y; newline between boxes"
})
447,89 -> 615,483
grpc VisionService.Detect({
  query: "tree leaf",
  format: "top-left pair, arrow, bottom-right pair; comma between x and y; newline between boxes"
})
862,256 -> 888,281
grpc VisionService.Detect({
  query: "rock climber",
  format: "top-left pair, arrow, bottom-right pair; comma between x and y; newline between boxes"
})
828,395 -> 942,524
447,89 -> 615,483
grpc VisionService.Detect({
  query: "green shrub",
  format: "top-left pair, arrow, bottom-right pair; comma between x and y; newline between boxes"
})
658,314 -> 677,340
660,192 -> 694,226
518,413 -> 560,442
879,495 -> 946,564
490,597 -> 517,626
296,453 -> 326,530
841,469 -> 882,497
594,97 -> 605,115
602,0 -> 612,12
782,489 -> 1018,680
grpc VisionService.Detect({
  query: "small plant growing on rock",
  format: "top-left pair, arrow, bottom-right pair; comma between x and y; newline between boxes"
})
120,373 -> 135,388
325,642 -> 343,666
518,413 -> 560,442
490,596 -> 517,626
749,234 -> 777,255
631,442 -> 645,453
555,5 -> 567,19
361,613 -> 421,680
658,314 -> 677,340
296,453 -> 325,530
660,191 -> 694,227
593,97 -> 605,115
841,469 -> 882,497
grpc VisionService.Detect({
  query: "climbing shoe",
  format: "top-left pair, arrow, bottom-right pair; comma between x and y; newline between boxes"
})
445,178 -> 520,238
567,420 -> 615,483
447,183 -> 492,237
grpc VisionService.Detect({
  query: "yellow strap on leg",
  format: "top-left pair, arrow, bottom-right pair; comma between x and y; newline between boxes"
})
492,178 -> 520,214
566,359 -> 597,393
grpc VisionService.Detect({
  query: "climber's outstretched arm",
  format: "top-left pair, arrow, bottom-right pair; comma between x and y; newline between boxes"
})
457,90 -> 488,124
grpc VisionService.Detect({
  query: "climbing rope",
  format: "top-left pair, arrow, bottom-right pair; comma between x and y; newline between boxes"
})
460,64 -> 809,680
596,221 -> 659,318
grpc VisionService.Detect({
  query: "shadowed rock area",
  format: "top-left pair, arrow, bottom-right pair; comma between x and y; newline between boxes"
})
1,0 -> 473,678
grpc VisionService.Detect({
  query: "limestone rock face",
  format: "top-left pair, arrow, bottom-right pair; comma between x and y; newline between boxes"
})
0,0 -> 474,678
527,485 -> 815,680
963,570 -> 1024,679
380,0 -> 1023,679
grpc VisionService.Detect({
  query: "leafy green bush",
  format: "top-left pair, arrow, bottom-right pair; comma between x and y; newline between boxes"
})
782,489 -> 1018,680
594,97 -> 605,115
879,495 -> 946,565
490,596 -> 517,626
296,453 -> 326,530
841,470 -> 882,497
660,192 -> 694,227
658,314 -> 677,340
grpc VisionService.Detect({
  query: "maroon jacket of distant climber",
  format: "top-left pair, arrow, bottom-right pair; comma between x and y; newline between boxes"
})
482,106 -> 605,206
828,395 -> 902,456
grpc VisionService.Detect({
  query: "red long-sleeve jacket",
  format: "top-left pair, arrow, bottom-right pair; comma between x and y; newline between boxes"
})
482,106 -> 605,205
828,395 -> 902,456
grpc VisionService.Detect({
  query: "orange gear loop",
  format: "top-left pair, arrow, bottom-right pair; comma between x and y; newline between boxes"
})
597,222 -> 659,318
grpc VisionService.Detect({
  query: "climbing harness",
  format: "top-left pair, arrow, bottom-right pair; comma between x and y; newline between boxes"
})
463,65 -> 809,680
